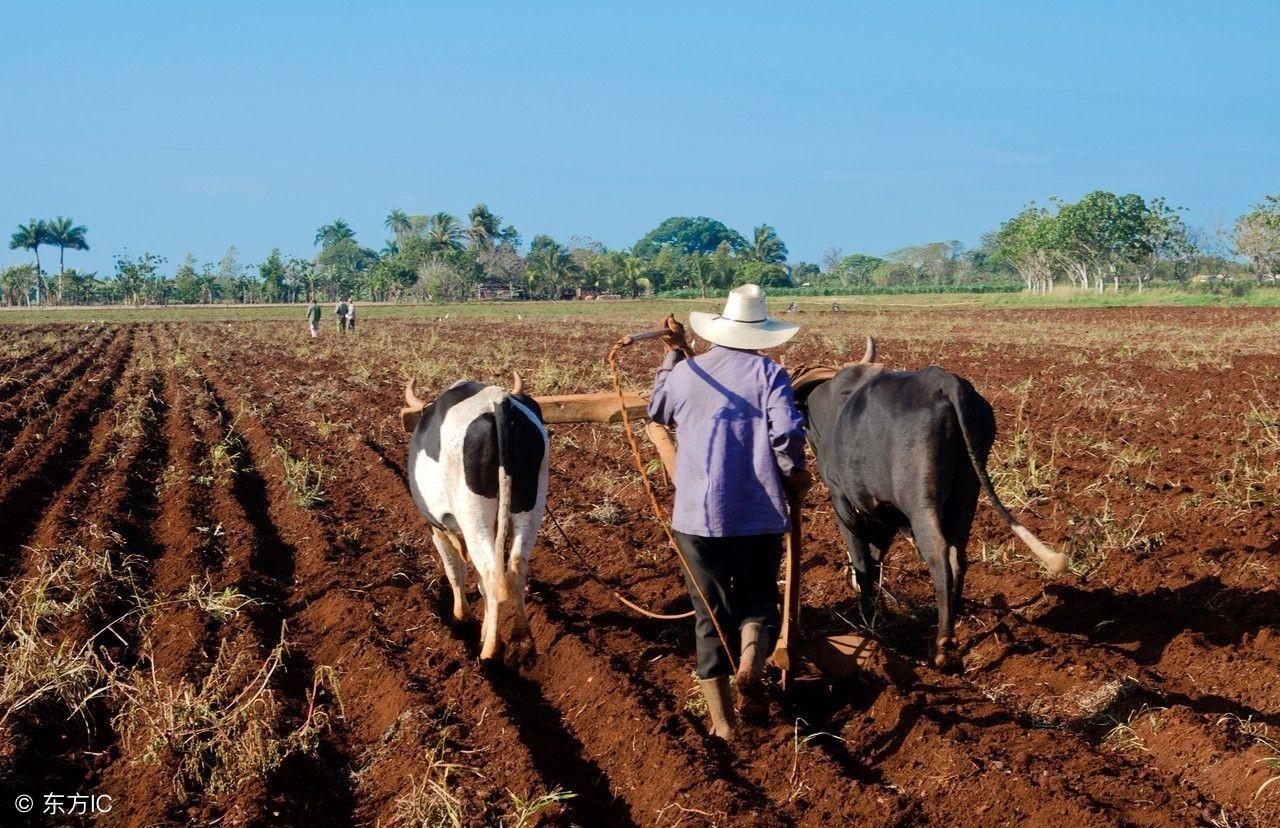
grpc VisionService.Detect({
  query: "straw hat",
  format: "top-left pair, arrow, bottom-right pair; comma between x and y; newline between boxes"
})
689,284 -> 800,350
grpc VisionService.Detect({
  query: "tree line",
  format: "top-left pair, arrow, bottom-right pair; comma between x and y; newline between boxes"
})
4,194 -> 1277,306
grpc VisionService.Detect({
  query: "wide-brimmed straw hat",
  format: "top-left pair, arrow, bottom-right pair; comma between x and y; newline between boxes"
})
689,284 -> 800,350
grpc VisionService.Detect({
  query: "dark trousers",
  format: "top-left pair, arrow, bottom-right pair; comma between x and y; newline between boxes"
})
673,530 -> 784,679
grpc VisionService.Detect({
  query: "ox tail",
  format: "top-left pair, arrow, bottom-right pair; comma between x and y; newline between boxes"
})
941,376 -> 1069,575
491,392 -> 515,601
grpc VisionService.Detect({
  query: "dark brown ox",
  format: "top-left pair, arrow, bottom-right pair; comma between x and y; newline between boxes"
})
792,339 -> 1066,670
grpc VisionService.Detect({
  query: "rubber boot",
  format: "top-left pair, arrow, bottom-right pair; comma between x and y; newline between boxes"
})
735,621 -> 774,721
697,676 -> 736,740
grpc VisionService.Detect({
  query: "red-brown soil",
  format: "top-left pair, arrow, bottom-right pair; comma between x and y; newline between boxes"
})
0,306 -> 1277,826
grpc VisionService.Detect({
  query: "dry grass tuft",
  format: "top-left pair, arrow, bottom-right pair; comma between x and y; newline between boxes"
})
504,787 -> 576,828
274,444 -> 326,508
115,630 -> 338,802
0,542 -> 140,727
391,728 -> 476,828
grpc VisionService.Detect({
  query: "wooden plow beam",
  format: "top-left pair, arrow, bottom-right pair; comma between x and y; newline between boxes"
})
535,391 -> 648,425
534,392 -> 676,480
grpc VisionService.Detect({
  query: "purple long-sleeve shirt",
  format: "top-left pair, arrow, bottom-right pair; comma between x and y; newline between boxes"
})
648,346 -> 806,537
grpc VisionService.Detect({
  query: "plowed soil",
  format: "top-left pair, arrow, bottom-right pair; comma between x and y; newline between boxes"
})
1,305 -> 1277,826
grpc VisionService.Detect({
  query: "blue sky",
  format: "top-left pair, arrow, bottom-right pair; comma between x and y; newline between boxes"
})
3,1 -> 1278,274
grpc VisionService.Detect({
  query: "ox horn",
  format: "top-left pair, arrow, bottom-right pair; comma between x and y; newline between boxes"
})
511,370 -> 523,396
860,336 -> 877,364
404,378 -> 426,411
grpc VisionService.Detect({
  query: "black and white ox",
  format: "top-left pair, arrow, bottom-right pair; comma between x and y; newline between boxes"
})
402,373 -> 549,662
793,340 -> 1067,670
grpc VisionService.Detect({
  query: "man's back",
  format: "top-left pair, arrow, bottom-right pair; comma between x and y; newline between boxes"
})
648,346 -> 805,537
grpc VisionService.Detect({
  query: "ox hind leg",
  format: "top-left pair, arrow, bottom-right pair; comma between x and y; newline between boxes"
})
432,529 -> 471,623
456,511 -> 507,662
502,513 -> 540,666
909,508 -> 961,671
942,488 -> 978,617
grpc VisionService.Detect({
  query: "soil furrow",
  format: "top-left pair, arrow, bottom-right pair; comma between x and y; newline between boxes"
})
0,327 -> 166,810
0,327 -> 113,453
0,328 -> 134,576
188,343 -> 590,825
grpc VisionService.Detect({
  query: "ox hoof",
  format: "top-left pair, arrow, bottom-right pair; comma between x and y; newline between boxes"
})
933,648 -> 962,673
505,634 -> 537,669
451,605 -> 471,624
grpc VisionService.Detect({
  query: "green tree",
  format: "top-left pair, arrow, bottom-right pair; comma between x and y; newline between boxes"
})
9,219 -> 50,303
739,260 -> 790,288
991,206 -> 1059,292
648,245 -> 683,293
791,261 -> 820,287
314,237 -> 376,299
709,240 -> 740,291
368,256 -> 416,300
0,263 -> 37,306
633,216 -> 747,258
113,252 -> 165,306
45,216 -> 88,303
171,254 -> 204,303
1139,197 -> 1195,288
1055,191 -> 1152,292
1234,195 -> 1280,285
685,252 -> 715,298
284,257 -> 312,302
216,246 -> 254,303
315,219 -> 356,248
833,253 -> 884,288
748,224 -> 788,264
258,248 -> 287,302
416,256 -> 476,302
59,268 -> 99,305
525,235 -> 579,298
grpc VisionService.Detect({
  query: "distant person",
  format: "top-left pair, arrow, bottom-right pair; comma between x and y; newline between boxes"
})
307,300 -> 321,338
336,298 -> 349,334
346,296 -> 356,333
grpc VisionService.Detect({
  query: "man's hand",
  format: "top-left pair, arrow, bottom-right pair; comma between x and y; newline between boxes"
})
782,469 -> 813,496
659,313 -> 690,353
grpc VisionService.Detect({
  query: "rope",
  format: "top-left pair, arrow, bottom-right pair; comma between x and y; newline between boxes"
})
543,500 -> 694,621
607,336 -> 738,675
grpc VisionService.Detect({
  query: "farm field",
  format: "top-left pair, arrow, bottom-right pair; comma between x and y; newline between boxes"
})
0,304 -> 1278,826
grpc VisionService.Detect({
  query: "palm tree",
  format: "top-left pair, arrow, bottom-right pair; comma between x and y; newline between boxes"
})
426,212 -> 465,253
9,219 -> 50,303
621,255 -> 647,298
749,224 -> 788,264
315,219 -> 356,248
46,216 -> 89,302
686,252 -> 715,298
384,209 -> 411,240
467,203 -> 501,252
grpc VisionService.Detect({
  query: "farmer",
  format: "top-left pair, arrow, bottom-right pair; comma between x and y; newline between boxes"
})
307,300 -> 322,338
345,296 -> 356,333
648,283 -> 810,740
335,298 -> 349,334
